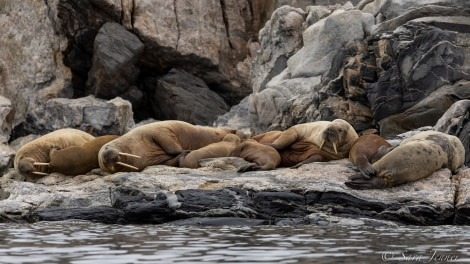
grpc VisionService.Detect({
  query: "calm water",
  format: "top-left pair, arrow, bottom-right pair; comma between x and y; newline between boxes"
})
0,221 -> 469,264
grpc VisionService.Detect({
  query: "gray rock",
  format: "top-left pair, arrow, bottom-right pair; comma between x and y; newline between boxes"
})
22,95 -> 134,136
147,69 -> 229,126
250,6 -> 306,94
213,96 -> 251,135
435,99 -> 470,167
87,22 -> 144,99
378,81 -> 470,137
0,96 -> 14,144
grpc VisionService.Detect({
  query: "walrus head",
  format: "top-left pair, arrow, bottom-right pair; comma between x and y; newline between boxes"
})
319,119 -> 358,156
100,146 -> 141,172
17,157 -> 50,177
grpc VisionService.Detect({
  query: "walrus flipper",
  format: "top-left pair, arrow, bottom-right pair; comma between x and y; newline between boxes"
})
237,164 -> 261,173
359,163 -> 376,178
345,174 -> 387,190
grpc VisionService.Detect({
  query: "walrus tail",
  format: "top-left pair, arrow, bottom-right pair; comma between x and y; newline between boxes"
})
344,174 -> 387,189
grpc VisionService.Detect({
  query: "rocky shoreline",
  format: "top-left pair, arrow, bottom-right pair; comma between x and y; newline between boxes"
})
1,0 -> 470,226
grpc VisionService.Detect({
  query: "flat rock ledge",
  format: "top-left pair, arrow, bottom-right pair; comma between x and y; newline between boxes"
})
1,158 -> 469,227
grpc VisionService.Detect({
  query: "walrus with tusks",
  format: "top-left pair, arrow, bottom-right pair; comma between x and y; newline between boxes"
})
345,131 -> 465,189
253,119 -> 358,168
14,128 -> 95,181
178,134 -> 242,168
98,120 -> 247,173
348,134 -> 392,178
49,135 -> 119,175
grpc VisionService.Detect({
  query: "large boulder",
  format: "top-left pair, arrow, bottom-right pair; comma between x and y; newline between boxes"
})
249,7 -> 375,133
434,99 -> 470,167
367,18 -> 470,136
14,96 -> 134,137
86,22 -> 144,100
0,1 -> 72,127
146,69 -> 229,126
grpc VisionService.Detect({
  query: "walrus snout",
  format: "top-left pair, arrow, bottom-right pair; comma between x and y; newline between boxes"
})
17,158 -> 49,176
321,126 -> 341,154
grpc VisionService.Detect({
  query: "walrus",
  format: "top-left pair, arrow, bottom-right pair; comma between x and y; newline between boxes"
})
48,135 -> 119,175
98,120 -> 247,173
14,128 -> 95,180
178,134 -> 242,168
231,139 -> 281,172
252,119 -> 358,168
348,134 -> 392,178
345,131 -> 465,189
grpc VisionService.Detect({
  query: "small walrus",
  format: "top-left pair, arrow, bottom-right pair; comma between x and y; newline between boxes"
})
231,139 -> 281,172
348,134 -> 392,178
345,131 -> 465,189
98,120 -> 247,173
253,119 -> 358,168
14,128 -> 95,180
178,134 -> 242,168
49,135 -> 119,175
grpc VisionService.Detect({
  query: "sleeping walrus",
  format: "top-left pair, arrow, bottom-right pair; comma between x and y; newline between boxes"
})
14,128 -> 95,181
345,131 -> 465,189
98,120 -> 247,173
252,119 -> 358,168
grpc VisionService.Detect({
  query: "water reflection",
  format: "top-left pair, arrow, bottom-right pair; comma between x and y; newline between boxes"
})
0,221 -> 469,263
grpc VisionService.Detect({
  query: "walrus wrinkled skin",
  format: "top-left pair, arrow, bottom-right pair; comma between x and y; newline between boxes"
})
348,134 -> 392,178
49,135 -> 119,175
253,119 -> 358,168
231,139 -> 281,172
178,134 -> 242,168
345,131 -> 465,189
14,128 -> 95,181
98,120 -> 247,173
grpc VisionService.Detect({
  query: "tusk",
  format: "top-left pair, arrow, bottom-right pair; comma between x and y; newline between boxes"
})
118,152 -> 141,159
32,171 -> 49,176
34,162 -> 50,166
319,139 -> 325,150
116,161 -> 139,171
333,143 -> 338,155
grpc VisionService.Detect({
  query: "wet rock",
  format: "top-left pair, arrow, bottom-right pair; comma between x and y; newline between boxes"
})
14,95 -> 134,137
454,169 -> 470,225
146,69 -> 229,126
87,22 -> 144,100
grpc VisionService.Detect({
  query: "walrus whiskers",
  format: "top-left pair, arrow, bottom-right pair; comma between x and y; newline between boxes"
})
32,171 -> 49,176
116,161 -> 139,171
118,152 -> 141,159
33,162 -> 50,166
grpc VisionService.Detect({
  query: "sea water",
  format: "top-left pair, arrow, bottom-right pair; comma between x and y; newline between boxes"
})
0,221 -> 468,263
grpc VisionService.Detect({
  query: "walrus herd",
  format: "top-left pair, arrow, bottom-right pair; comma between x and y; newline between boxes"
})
13,120 -> 466,189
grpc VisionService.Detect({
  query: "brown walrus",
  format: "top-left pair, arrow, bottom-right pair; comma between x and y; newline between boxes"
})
98,120 -> 247,173
345,131 -> 465,189
252,119 -> 358,168
14,128 -> 95,180
231,139 -> 281,172
49,135 -> 119,175
177,134 -> 242,168
348,134 -> 392,178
